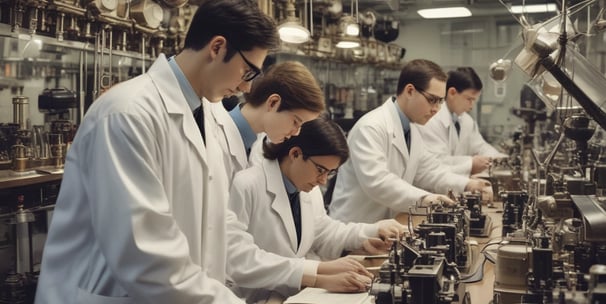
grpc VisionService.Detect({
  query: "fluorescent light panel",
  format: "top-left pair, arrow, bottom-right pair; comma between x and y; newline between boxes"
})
417,7 -> 472,19
510,4 -> 557,14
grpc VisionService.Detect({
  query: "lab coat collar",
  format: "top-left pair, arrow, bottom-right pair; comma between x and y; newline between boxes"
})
167,55 -> 201,111
436,104 -> 460,154
147,54 -> 207,166
209,103 -> 248,169
263,158 -> 300,252
382,98 -> 408,159
229,105 -> 257,154
435,104 -> 454,129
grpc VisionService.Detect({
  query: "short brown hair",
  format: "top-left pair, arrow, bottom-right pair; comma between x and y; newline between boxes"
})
396,59 -> 447,95
244,61 -> 325,113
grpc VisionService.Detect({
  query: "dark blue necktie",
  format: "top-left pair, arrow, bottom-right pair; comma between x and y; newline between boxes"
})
404,129 -> 411,154
288,191 -> 302,248
193,106 -> 205,144
454,121 -> 461,137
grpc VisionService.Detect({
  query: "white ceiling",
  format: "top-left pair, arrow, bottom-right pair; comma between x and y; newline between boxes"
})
350,0 -> 567,21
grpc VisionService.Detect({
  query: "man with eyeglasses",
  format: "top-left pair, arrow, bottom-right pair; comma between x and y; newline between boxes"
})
227,117 -> 406,303
328,59 -> 490,224
419,67 -> 507,176
35,1 -> 296,304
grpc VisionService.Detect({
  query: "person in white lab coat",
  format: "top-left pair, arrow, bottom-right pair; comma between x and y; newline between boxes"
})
419,67 -> 507,176
208,61 -> 325,182
206,62 -> 378,298
329,59 -> 490,224
34,2 -> 299,303
228,118 -> 407,302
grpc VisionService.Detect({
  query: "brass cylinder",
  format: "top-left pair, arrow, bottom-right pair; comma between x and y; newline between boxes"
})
12,96 -> 29,130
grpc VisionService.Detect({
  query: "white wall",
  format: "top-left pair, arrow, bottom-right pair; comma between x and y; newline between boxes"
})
393,17 -> 539,144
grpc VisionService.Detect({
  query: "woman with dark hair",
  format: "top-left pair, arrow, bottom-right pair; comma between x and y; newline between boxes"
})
227,118 -> 406,302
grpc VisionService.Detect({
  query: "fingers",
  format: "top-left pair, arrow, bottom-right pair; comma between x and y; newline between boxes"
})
338,257 -> 371,277
354,261 -> 373,278
438,195 -> 456,206
378,225 -> 405,241
344,272 -> 372,292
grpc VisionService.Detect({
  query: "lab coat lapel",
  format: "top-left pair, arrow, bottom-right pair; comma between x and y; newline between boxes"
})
406,125 -> 421,180
297,191 -> 314,255
264,159 -> 299,252
455,115 -> 471,155
148,54 -> 207,168
438,106 -> 459,155
211,104 -> 248,169
385,100 -> 409,162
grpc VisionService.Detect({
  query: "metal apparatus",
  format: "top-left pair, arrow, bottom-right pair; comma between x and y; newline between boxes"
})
370,203 -> 472,304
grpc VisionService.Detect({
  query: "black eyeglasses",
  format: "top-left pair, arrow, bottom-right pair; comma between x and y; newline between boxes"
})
236,49 -> 262,82
415,86 -> 445,105
307,157 -> 338,179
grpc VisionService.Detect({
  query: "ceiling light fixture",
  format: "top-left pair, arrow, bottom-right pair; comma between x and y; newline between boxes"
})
278,0 -> 310,44
510,4 -> 557,14
336,0 -> 361,49
417,7 -> 472,19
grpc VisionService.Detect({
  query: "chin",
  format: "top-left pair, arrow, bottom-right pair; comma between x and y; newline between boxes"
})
268,136 -> 284,144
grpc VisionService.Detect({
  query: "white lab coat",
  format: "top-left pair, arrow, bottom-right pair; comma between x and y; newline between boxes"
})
208,101 -> 249,181
228,158 -> 378,302
206,102 -> 318,301
329,98 -> 469,224
35,54 -> 242,303
419,105 -> 506,176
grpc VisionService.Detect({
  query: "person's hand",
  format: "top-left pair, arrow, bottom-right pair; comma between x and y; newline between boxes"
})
314,272 -> 372,293
471,155 -> 492,174
420,194 -> 456,208
317,257 -> 371,277
465,178 -> 491,193
362,237 -> 391,254
376,219 -> 407,240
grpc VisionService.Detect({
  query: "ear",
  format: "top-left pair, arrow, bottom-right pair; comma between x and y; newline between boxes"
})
447,87 -> 458,96
289,147 -> 302,159
266,94 -> 281,112
208,36 -> 227,60
405,83 -> 415,96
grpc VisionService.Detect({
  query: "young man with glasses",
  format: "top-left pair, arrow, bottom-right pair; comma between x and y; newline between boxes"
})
35,1 -> 286,303
419,67 -> 507,176
328,59 -> 490,224
227,117 -> 406,303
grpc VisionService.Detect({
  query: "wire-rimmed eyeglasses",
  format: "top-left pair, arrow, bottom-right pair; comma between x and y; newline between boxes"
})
307,157 -> 338,179
414,86 -> 445,105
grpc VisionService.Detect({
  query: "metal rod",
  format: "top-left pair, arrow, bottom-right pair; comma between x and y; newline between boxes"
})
141,34 -> 146,74
108,26 -> 113,88
93,31 -> 99,100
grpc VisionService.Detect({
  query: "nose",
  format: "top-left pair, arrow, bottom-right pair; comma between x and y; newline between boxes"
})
238,80 -> 253,93
317,173 -> 328,185
431,103 -> 441,113
292,126 -> 301,136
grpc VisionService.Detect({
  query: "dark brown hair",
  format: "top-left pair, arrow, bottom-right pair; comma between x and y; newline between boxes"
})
396,59 -> 447,95
263,117 -> 348,164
